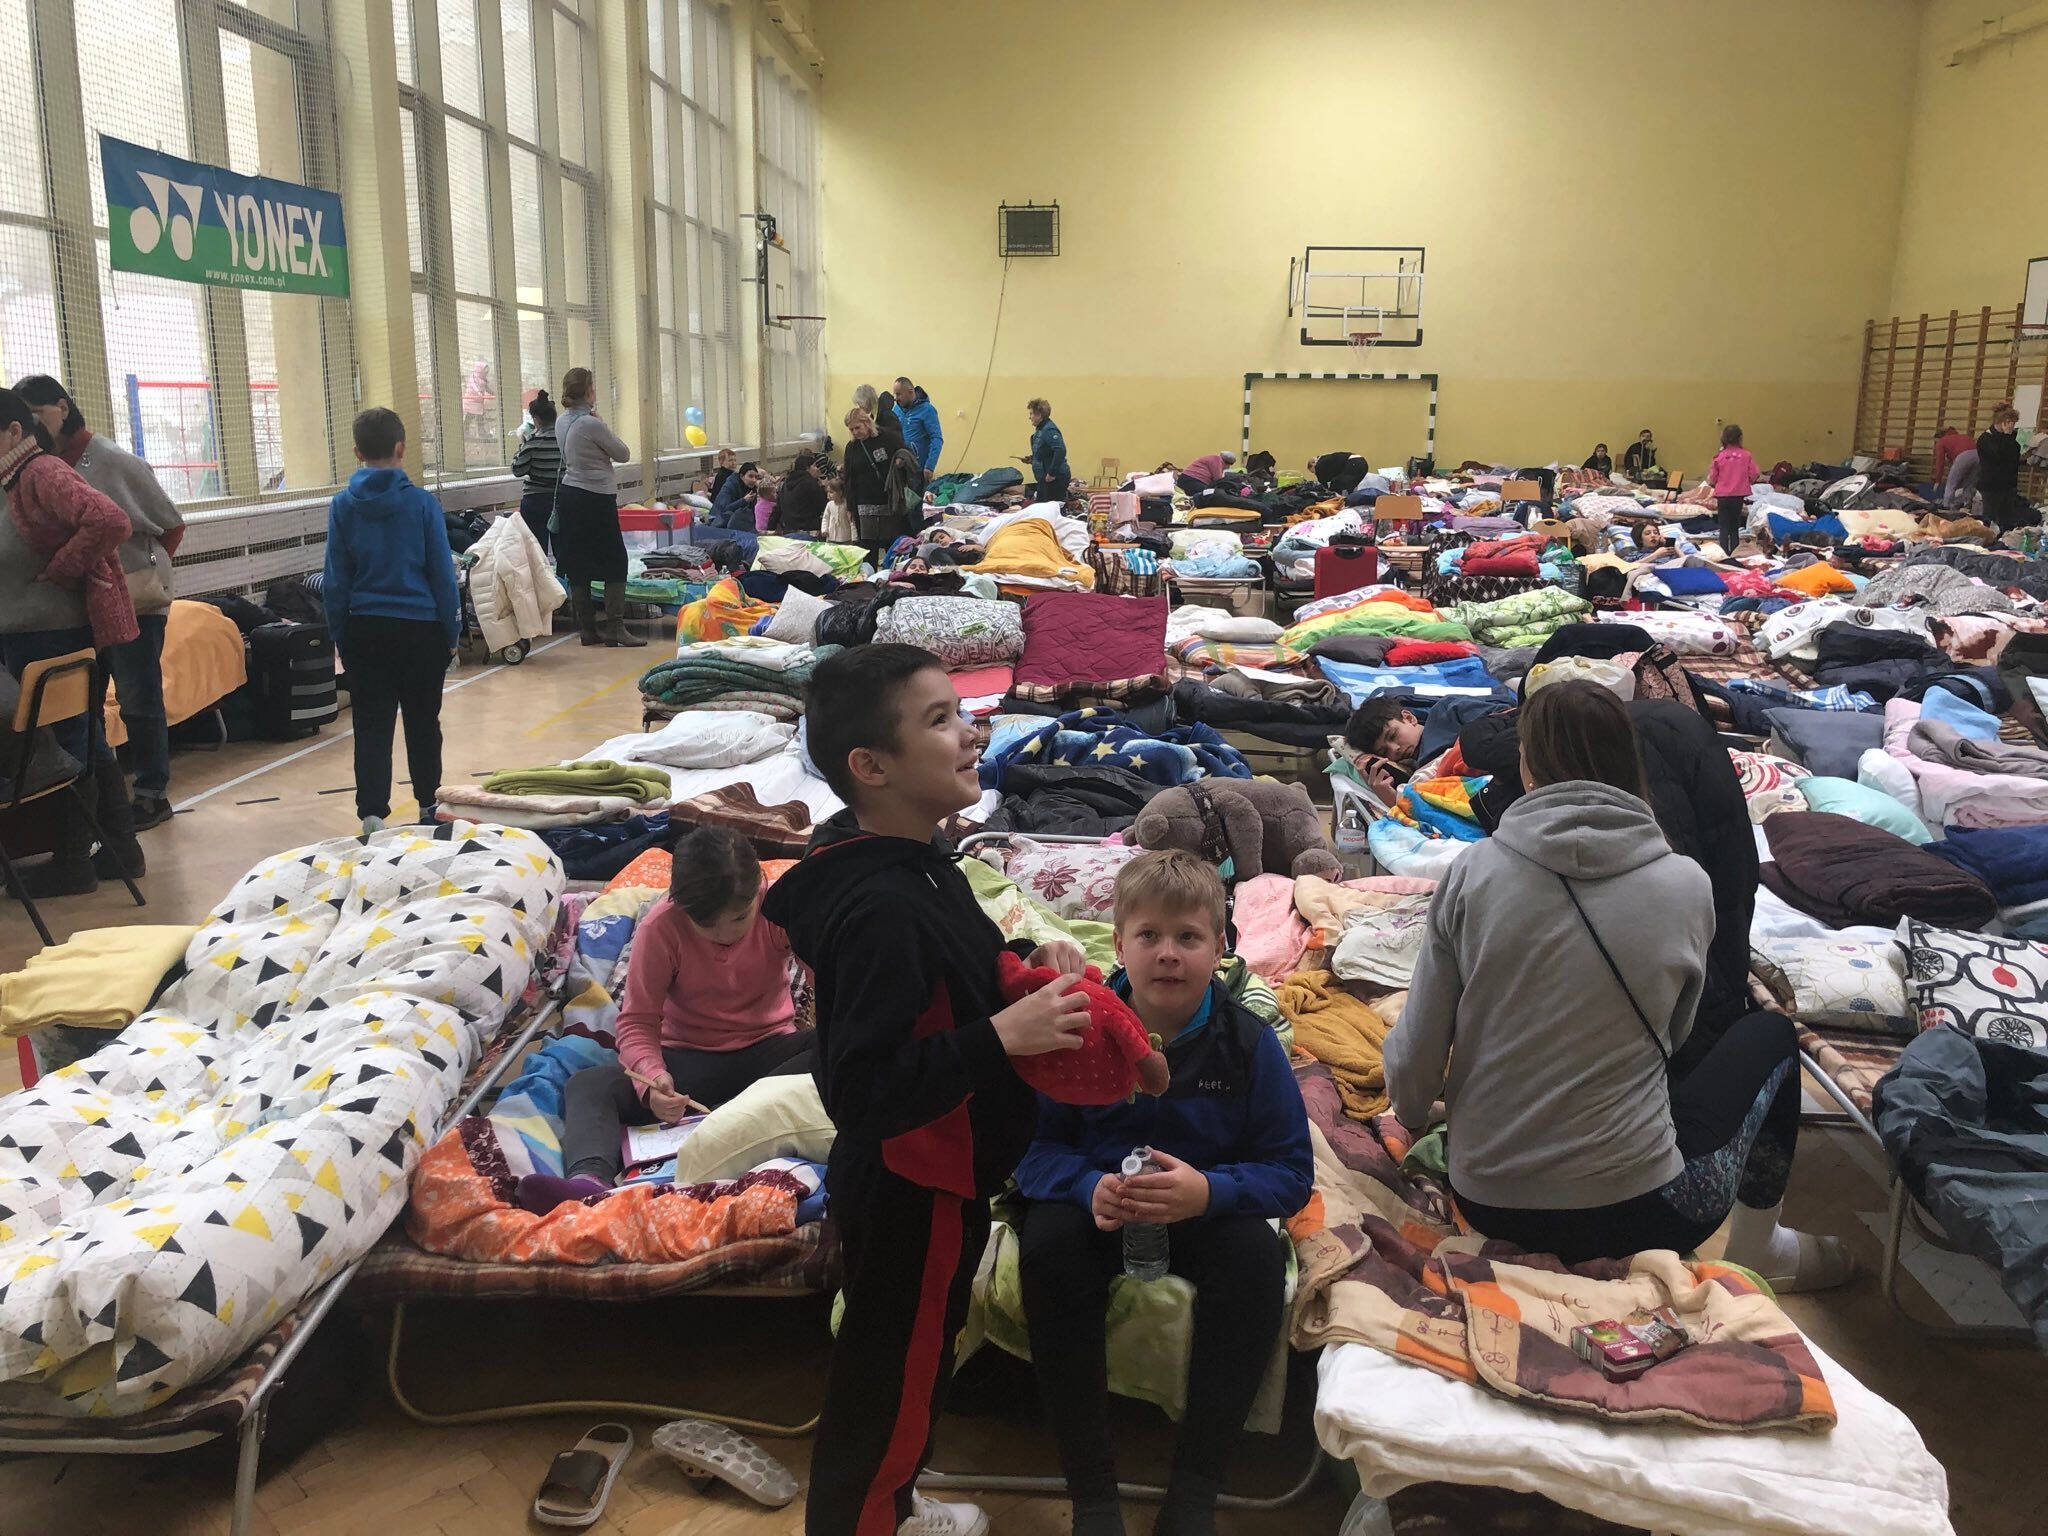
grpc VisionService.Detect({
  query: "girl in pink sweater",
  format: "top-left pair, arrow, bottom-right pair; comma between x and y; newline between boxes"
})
1708,424 -> 1761,555
526,828 -> 813,1208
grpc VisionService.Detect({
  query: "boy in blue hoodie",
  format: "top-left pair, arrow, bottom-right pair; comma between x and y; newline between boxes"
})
1015,850 -> 1313,1536
323,406 -> 460,835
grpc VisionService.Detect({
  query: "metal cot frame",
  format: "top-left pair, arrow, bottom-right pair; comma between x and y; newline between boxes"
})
0,990 -> 566,1536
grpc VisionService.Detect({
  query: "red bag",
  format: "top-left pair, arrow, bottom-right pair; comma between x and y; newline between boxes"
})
1385,640 -> 1479,667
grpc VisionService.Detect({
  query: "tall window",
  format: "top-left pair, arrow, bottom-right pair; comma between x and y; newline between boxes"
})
757,57 -> 822,443
399,0 -> 606,478
648,0 -> 741,452
0,0 -> 343,502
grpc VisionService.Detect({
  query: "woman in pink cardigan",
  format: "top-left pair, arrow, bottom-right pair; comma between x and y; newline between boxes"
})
0,387 -> 144,895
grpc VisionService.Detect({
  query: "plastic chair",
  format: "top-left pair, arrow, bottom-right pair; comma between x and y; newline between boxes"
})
1,647 -> 144,947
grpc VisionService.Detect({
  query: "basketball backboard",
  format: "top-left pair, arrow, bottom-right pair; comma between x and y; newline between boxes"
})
1290,245 -> 1425,347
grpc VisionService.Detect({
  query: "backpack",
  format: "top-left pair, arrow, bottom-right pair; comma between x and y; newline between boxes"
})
1629,642 -> 1703,715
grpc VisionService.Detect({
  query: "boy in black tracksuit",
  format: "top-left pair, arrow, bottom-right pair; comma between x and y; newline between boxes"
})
764,643 -> 1092,1536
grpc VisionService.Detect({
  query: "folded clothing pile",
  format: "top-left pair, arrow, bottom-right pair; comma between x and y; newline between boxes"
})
0,924 -> 197,1037
1757,809 -> 1997,930
1444,587 -> 1590,649
1281,596 -> 1473,655
440,757 -> 674,830
638,638 -> 824,722
872,594 -> 1024,667
1458,536 -> 1543,579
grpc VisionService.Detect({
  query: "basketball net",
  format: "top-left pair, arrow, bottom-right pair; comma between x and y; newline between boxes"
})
1347,330 -> 1380,361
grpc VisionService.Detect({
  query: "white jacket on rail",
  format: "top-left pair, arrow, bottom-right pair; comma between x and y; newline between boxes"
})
469,511 -> 566,653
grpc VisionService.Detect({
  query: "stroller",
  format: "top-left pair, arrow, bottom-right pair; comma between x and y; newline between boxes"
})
458,512 -> 566,666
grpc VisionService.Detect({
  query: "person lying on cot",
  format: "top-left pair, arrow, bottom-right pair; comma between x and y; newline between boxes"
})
516,827 -> 815,1212
1342,693 -> 1510,801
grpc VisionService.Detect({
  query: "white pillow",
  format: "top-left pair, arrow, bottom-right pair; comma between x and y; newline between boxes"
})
765,585 -> 831,645
1855,747 -> 1925,821
1755,937 -> 1908,1032
1167,608 -> 1282,643
670,1071 -> 834,1184
627,710 -> 793,769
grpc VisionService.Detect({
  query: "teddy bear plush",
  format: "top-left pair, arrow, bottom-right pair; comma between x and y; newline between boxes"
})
1131,778 -> 1345,881
995,952 -> 1170,1104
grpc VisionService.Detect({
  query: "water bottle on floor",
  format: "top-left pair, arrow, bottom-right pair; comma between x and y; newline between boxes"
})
1120,1147 -> 1168,1281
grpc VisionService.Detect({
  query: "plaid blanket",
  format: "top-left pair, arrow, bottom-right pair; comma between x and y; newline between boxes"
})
1288,1080 -> 1838,1431
1728,677 -> 1878,713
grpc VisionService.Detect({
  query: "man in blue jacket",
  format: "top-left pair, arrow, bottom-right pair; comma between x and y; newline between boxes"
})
891,376 -> 943,477
323,406 -> 460,837
1014,849 -> 1312,1536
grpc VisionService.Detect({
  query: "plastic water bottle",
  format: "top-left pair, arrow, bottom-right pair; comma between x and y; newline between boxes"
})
1338,1492 -> 1396,1536
1120,1148 -> 1168,1281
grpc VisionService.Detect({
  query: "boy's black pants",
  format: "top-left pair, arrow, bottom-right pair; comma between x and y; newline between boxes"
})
807,1161 -> 989,1536
1017,1199 -> 1287,1503
343,616 -> 448,821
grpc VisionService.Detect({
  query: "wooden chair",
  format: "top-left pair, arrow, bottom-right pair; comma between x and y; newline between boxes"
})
1091,456 -> 1121,488
1,647 -> 144,946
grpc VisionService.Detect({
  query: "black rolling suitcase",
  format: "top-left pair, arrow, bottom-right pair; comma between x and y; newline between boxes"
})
245,620 -> 339,740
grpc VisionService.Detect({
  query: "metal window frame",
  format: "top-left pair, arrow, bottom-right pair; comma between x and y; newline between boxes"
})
21,0 -> 349,504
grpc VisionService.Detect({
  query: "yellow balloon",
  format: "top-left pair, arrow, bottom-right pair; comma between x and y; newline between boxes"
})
684,424 -> 708,446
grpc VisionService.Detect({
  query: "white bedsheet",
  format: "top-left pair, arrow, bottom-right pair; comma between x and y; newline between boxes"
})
1316,1340 -> 1954,1536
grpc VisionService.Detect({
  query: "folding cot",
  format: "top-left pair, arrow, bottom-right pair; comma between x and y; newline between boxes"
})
0,981 -> 568,1536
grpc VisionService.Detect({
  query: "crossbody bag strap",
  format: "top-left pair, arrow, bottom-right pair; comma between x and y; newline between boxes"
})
1555,872 -> 1671,1071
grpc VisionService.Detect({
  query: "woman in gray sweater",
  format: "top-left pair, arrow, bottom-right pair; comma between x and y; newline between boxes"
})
16,374 -> 184,828
551,366 -> 643,647
1387,680 -> 1850,1291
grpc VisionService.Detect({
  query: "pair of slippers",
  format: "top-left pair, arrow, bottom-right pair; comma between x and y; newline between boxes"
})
532,1419 -> 799,1526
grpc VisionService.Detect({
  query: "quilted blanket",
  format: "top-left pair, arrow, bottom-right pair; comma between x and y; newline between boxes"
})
1445,588 -> 1591,649
1288,1108 -> 1838,1432
1013,591 -> 1168,700
0,824 -> 561,1415
1281,599 -> 1474,654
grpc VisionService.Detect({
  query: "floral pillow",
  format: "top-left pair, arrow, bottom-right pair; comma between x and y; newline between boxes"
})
1755,937 -> 1908,1033
997,839 -> 1140,923
1902,921 -> 2048,1048
1729,750 -> 1811,824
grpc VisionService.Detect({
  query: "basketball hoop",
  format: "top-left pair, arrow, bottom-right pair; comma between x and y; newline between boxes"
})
1347,331 -> 1381,359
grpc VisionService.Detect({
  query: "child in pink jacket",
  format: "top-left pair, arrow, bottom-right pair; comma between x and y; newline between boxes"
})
1709,424 -> 1761,554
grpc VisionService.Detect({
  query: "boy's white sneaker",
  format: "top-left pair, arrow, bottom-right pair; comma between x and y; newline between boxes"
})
898,1494 -> 990,1536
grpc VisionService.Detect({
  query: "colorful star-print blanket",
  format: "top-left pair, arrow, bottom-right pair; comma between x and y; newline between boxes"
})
0,823 -> 560,1416
977,705 -> 1252,791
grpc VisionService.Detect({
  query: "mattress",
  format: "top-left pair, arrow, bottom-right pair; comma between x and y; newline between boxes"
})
1317,1338 -> 1954,1536
0,823 -> 562,1416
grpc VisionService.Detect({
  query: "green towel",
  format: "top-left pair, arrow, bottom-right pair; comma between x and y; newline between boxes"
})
481,758 -> 672,803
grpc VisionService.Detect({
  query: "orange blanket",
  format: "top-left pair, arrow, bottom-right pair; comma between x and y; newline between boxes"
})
406,1122 -> 800,1264
104,599 -> 247,746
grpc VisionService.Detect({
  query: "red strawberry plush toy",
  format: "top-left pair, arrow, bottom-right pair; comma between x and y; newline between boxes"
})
996,951 -> 1172,1104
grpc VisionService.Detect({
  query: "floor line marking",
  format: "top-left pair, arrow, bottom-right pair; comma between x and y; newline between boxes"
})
171,634 -> 576,812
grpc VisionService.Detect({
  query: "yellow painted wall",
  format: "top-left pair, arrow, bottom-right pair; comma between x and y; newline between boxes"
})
816,0 -> 1922,480
1888,2 -> 2048,318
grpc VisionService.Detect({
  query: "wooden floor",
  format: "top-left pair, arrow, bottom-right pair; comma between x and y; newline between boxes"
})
4,625 -> 2045,1534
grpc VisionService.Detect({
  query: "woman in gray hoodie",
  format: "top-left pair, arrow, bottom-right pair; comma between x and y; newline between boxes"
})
1387,681 -> 1850,1291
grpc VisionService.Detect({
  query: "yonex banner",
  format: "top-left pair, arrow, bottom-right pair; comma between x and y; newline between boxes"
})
102,134 -> 349,297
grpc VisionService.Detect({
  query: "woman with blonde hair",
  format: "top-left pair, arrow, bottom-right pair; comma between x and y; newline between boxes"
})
851,383 -> 903,450
553,366 -> 644,647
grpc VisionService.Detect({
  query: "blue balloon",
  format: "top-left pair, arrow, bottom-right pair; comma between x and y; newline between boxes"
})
683,405 -> 705,427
